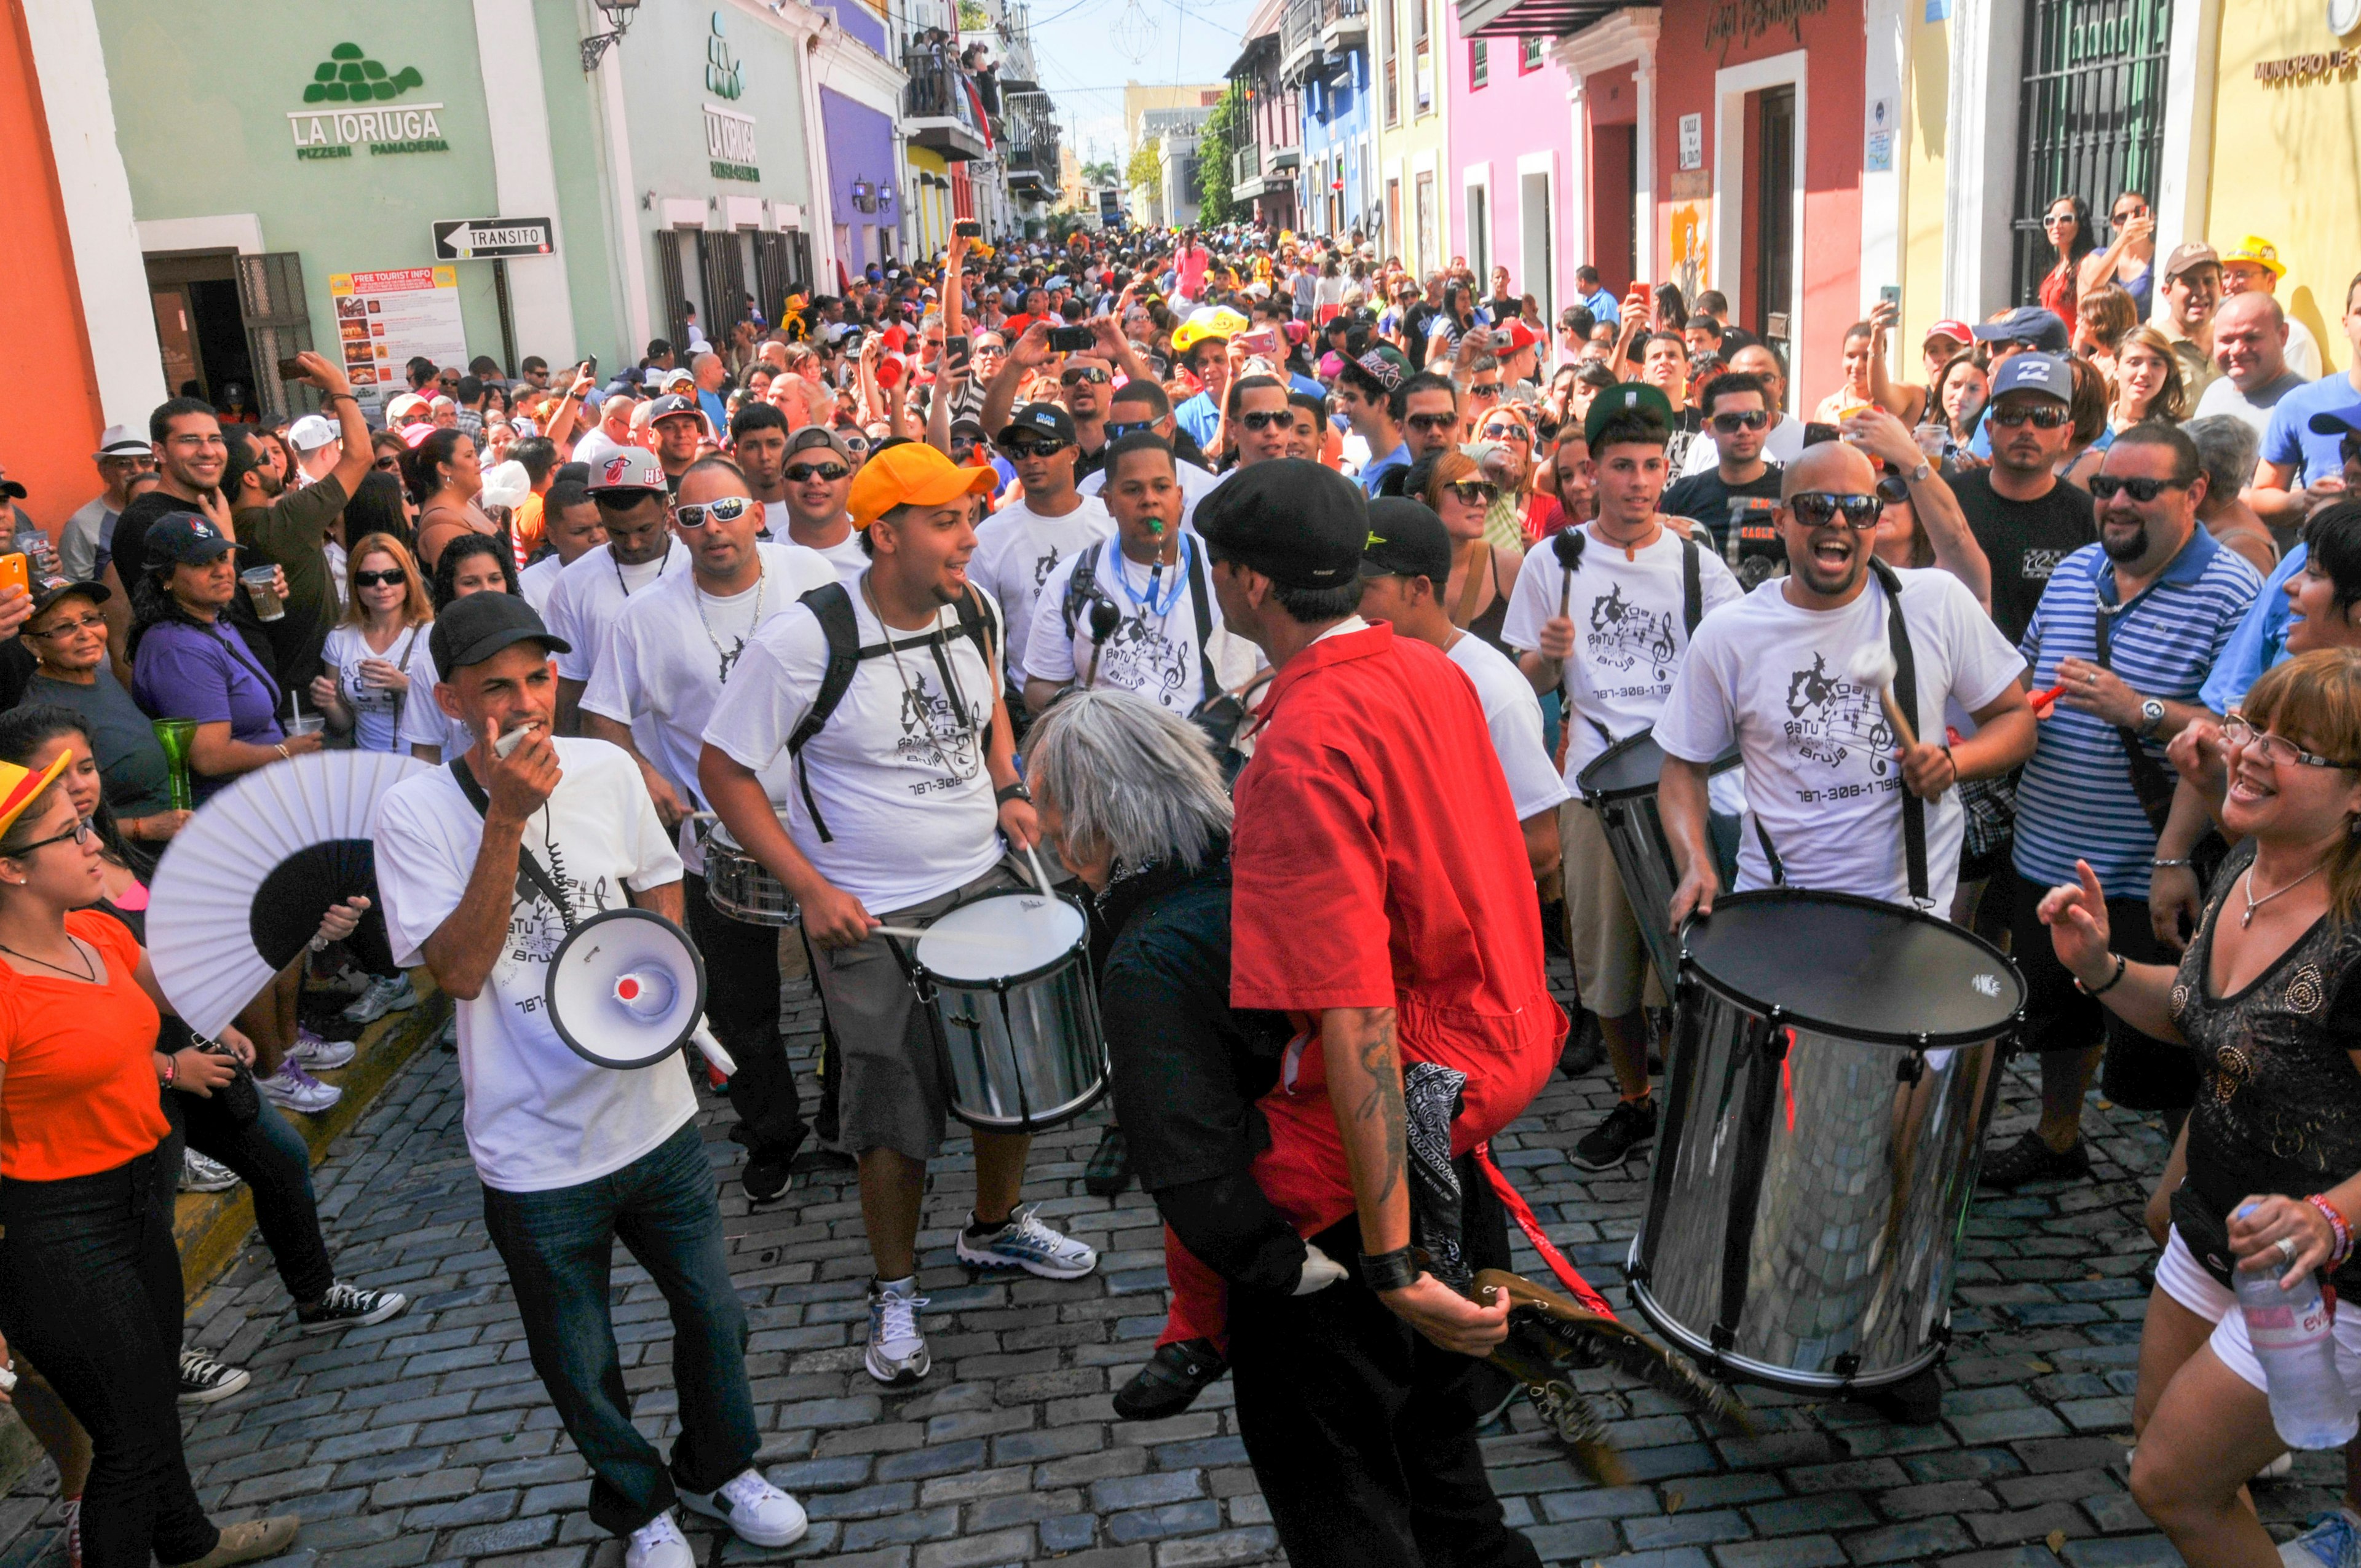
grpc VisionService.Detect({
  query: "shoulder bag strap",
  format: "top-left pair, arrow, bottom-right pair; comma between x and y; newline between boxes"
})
2090,591 -> 2179,834
1866,558 -> 1930,908
446,758 -> 574,932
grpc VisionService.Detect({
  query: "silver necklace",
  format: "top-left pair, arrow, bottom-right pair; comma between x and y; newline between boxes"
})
693,563 -> 764,684
860,572 -> 981,778
2241,860 -> 2325,928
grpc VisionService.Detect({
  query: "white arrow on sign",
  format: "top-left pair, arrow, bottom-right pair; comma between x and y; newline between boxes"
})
432,218 -> 556,260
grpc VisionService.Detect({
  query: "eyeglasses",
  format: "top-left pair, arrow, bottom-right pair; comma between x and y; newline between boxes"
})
1481,422 -> 1531,443
1059,366 -> 1110,386
1406,413 -> 1458,432
1467,382 -> 1502,398
1787,491 -> 1884,529
1238,410 -> 1292,432
26,612 -> 105,639
785,462 -> 850,483
2087,473 -> 2189,503
10,816 -> 92,857
674,496 -> 754,528
1986,403 -> 2071,429
1445,480 -> 1499,505
352,569 -> 408,589
1712,410 -> 1770,433
1000,439 -> 1072,459
2223,713 -> 2352,770
1104,419 -> 1158,440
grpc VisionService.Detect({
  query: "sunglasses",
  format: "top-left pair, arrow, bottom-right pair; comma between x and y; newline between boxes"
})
1238,410 -> 1292,432
1481,423 -> 1531,443
1987,404 -> 2070,429
352,568 -> 408,589
1060,366 -> 1110,386
1467,382 -> 1502,398
1103,419 -> 1158,440
785,462 -> 850,483
2113,205 -> 2148,223
1712,410 -> 1770,432
840,435 -> 871,454
1000,439 -> 1072,459
1788,491 -> 1884,530
2087,473 -> 2189,503
1406,413 -> 1458,432
11,815 -> 92,857
675,495 -> 754,528
1446,480 -> 1499,505
373,456 -> 401,472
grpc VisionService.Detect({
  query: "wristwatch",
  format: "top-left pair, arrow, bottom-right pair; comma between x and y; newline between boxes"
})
1907,459 -> 1932,484
2137,697 -> 2166,737
994,780 -> 1032,805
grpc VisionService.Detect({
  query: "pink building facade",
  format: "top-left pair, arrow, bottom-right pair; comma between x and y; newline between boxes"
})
1443,19 -> 1574,323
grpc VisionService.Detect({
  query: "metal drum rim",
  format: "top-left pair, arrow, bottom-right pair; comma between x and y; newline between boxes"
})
909,885 -> 1091,990
1576,731 -> 1742,806
1675,887 -> 2026,1048
946,1072 -> 1109,1134
1622,1243 -> 1945,1393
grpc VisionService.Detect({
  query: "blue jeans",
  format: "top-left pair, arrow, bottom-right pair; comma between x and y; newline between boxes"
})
478,1120 -> 757,1535
0,1150 -> 219,1568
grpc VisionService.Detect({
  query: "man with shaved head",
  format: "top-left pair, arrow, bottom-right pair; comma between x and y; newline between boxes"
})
2192,290 -> 2308,440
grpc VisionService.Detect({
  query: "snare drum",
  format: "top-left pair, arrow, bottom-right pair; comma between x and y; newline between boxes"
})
702,828 -> 800,926
1575,731 -> 1740,989
912,888 -> 1107,1133
1629,890 -> 2023,1392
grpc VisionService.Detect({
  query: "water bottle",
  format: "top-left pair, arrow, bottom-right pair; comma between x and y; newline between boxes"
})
2235,1206 -> 2359,1450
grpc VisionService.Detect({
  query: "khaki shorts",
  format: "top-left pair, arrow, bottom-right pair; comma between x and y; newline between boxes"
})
1561,796 -> 1661,1020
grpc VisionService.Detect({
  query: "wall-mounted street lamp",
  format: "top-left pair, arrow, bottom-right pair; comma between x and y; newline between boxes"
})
581,0 -> 641,72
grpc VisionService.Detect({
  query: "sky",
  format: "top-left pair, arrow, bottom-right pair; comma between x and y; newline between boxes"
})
1019,0 -> 1260,172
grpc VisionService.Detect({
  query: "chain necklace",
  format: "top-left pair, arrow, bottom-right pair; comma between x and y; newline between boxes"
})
694,560 -> 765,684
0,936 -> 96,982
860,572 -> 982,780
612,537 -> 674,599
2241,859 -> 2327,928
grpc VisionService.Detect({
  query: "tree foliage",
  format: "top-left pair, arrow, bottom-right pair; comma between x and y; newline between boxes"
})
1195,81 -> 1246,226
1126,142 -> 1163,191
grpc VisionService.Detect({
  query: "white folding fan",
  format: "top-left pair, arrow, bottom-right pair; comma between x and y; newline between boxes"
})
147,750 -> 430,1039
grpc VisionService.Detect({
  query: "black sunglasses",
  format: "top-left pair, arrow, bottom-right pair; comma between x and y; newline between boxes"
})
1238,410 -> 1292,432
1060,366 -> 1110,386
1000,439 -> 1070,459
785,462 -> 850,483
1446,480 -> 1499,505
1712,410 -> 1770,433
2087,474 -> 2189,503
1103,419 -> 1158,440
1467,382 -> 1502,398
675,496 -> 754,528
1987,404 -> 2070,429
352,568 -> 408,588
373,456 -> 401,472
1789,491 -> 1883,530
1405,413 -> 1458,432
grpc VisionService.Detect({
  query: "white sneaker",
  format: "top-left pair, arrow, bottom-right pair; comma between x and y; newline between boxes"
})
865,1277 -> 931,1385
624,1511 -> 694,1568
341,973 -> 418,1025
290,1028 -> 357,1072
680,1468 -> 808,1548
954,1203 -> 1099,1280
180,1149 -> 240,1193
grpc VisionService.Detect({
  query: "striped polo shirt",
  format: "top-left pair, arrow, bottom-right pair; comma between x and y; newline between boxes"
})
2012,528 -> 2262,901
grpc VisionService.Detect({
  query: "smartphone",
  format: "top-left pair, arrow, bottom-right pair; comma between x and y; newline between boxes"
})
1878,284 -> 1902,309
1047,325 -> 1094,353
0,554 -> 27,601
277,356 -> 306,381
580,354 -> 598,380
955,219 -> 983,239
1238,327 -> 1279,355
945,334 -> 970,360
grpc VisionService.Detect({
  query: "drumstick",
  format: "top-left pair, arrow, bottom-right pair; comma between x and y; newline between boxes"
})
1845,645 -> 1919,751
1022,839 -> 1056,897
871,924 -> 1030,949
2028,679 -> 2069,716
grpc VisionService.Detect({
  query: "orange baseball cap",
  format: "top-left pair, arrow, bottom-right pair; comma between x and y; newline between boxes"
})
847,441 -> 996,529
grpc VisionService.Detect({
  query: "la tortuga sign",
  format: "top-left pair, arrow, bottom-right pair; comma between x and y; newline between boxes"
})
432,219 -> 556,259
290,43 -> 446,159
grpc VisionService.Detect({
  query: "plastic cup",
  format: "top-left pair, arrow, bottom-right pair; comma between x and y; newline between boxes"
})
240,566 -> 285,622
285,714 -> 326,740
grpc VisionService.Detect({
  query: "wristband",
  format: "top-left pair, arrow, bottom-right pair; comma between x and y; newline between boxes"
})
2074,953 -> 2127,997
275,742 -> 290,761
161,1053 -> 177,1088
2310,1194 -> 2354,1268
1358,1245 -> 1420,1293
994,780 -> 1032,806
2151,858 -> 2193,869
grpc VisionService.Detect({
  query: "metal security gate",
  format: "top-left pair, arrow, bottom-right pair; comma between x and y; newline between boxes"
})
2009,0 -> 2172,303
237,253 -> 318,422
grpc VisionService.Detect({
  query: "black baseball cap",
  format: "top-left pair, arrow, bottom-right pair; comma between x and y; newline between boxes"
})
1358,498 -> 1452,587
143,512 -> 237,570
26,573 -> 108,619
1194,458 -> 1366,590
999,403 -> 1076,445
430,591 -> 571,675
2309,411 -> 2361,441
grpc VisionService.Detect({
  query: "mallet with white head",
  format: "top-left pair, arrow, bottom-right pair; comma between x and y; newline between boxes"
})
1846,644 -> 1919,752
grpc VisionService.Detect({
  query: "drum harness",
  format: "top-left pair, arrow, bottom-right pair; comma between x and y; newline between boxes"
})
1058,535 -> 1222,707
1557,526 -> 1705,752
1749,558 -> 1932,913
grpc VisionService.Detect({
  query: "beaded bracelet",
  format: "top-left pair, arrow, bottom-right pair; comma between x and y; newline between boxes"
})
2308,1194 -> 2354,1268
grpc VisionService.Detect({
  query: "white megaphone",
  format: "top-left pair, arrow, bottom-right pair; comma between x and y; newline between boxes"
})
545,908 -> 738,1076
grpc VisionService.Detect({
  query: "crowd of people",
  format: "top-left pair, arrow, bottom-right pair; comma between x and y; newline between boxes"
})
2,206 -> 2360,1568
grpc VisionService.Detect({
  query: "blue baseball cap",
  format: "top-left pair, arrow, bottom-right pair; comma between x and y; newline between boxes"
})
1988,352 -> 2073,403
1971,307 -> 2070,353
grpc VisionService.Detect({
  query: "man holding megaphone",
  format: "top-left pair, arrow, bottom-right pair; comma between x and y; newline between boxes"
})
373,593 -> 808,1568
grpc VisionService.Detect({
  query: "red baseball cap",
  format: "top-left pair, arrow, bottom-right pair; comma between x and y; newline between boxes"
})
1925,319 -> 1974,347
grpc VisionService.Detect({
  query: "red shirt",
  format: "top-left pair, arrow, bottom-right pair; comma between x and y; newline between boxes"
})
1230,622 -> 1563,1233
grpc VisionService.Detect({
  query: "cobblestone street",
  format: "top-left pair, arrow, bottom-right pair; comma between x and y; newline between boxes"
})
1,970 -> 2347,1568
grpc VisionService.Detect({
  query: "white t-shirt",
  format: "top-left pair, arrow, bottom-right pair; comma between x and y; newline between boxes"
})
1446,632 -> 1573,822
322,620 -> 430,755
1677,413 -> 1809,478
1653,567 -> 2024,911
519,554 -> 566,615
1080,458 -> 1225,535
761,500 -> 791,539
969,493 -> 1114,679
373,738 -> 692,1192
397,640 -> 480,762
703,589 -> 1006,914
572,428 -> 634,470
1023,536 -> 1257,715
544,542 -> 690,685
1501,525 -> 1744,794
580,542 -> 837,874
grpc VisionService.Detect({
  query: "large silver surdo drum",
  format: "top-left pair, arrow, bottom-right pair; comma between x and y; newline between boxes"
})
1628,890 -> 2024,1392
912,888 -> 1108,1133
1575,731 -> 1741,989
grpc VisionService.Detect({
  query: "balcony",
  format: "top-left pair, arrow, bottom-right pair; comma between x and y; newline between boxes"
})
903,53 -> 989,160
1268,141 -> 1302,171
1278,0 -> 1321,81
1320,0 -> 1369,53
1002,91 -> 1061,200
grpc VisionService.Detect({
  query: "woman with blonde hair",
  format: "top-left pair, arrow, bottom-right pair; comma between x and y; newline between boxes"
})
1414,449 -> 1524,651
307,533 -> 431,756
2045,647 -> 2361,1567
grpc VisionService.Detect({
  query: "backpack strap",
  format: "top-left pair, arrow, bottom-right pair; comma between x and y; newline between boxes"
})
1864,557 -> 1929,908
786,581 -> 863,844
1682,535 -> 1703,637
1061,540 -> 1107,641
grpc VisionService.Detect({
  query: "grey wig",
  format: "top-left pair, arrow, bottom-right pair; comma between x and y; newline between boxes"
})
1024,689 -> 1233,871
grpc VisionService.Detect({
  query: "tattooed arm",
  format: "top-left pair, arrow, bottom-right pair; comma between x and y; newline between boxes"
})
1322,1006 -> 1511,1354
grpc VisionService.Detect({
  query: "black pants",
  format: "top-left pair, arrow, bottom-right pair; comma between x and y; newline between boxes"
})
2008,867 -> 2196,1112
684,874 -> 808,1161
0,1150 -> 218,1568
1227,1157 -> 1538,1568
159,1085 -> 335,1303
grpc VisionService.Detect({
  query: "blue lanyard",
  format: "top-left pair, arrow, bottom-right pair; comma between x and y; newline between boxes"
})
1112,533 -> 1190,619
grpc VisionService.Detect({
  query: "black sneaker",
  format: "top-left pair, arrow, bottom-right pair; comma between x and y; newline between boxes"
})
743,1147 -> 794,1204
178,1348 -> 251,1405
1112,1338 -> 1227,1421
1084,1127 -> 1132,1197
296,1280 -> 409,1334
1570,1097 -> 1657,1171
1558,1012 -> 1605,1079
1977,1130 -> 2091,1190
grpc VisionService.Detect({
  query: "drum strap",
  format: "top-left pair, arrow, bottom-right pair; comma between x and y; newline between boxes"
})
1750,563 -> 1927,906
1574,536 -> 1707,753
448,758 -> 576,933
